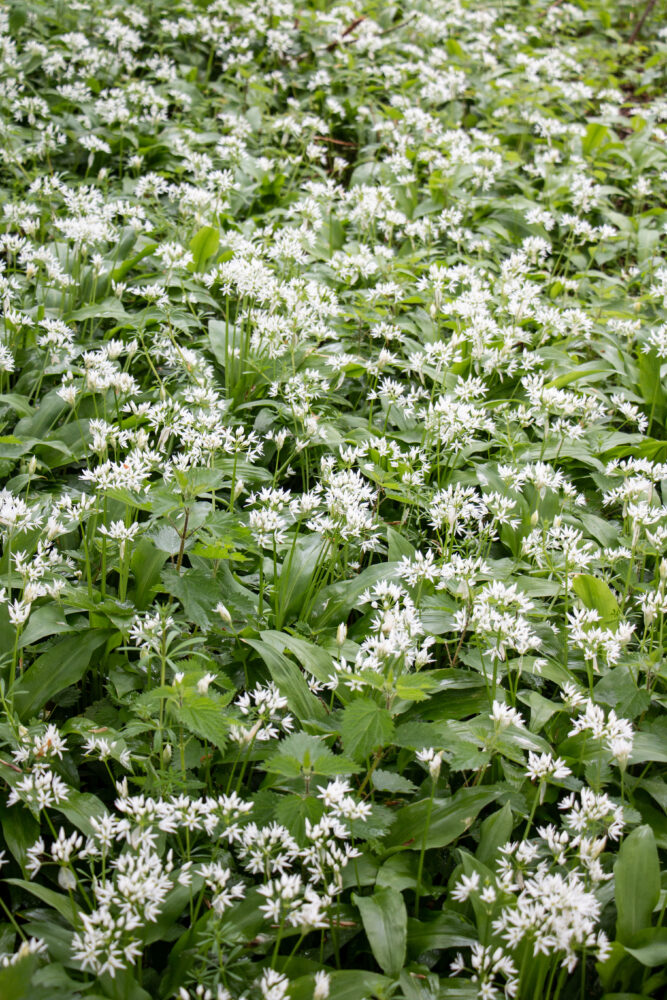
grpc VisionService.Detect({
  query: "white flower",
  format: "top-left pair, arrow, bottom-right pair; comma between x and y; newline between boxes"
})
197,672 -> 217,695
451,871 -> 480,902
313,970 -> 330,999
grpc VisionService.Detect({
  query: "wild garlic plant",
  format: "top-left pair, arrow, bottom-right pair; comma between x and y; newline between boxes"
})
1,1 -> 667,998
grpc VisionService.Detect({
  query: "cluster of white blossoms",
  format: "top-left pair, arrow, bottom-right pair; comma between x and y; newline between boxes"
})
17,775 -> 362,982
1,0 -> 667,995
451,786 -> 622,992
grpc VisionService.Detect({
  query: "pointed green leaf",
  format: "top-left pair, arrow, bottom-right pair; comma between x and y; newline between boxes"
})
615,824 -> 660,944
188,226 -> 219,271
13,630 -> 112,719
353,886 -> 407,977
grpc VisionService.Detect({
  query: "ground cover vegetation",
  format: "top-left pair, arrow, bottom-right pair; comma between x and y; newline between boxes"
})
0,0 -> 666,997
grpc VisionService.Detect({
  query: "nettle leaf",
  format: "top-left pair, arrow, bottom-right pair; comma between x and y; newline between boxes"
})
264,733 -> 361,783
341,698 -> 395,763
371,769 -> 418,795
161,567 -> 222,629
275,794 -> 325,844
169,694 -> 232,750
353,886 -> 407,977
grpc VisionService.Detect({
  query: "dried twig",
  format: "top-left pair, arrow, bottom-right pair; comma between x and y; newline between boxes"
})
629,0 -> 658,44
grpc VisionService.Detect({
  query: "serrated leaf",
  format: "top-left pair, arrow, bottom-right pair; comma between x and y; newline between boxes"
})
371,769 -> 417,794
169,695 -> 231,750
341,698 -> 395,762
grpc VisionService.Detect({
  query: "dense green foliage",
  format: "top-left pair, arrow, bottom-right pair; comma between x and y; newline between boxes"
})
0,1 -> 667,998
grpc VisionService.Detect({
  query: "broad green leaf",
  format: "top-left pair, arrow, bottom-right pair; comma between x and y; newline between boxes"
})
384,786 -> 502,851
19,605 -> 72,647
625,927 -> 667,967
615,824 -> 660,944
287,971 -> 392,1000
13,629 -> 112,719
188,225 -> 219,271
341,698 -> 395,762
5,878 -> 79,925
260,629 -> 333,686
130,537 -> 168,610
55,790 -> 108,837
572,573 -> 621,630
376,853 -> 418,892
0,950 -> 40,999
476,802 -> 514,866
245,638 -> 327,722
353,886 -> 407,977
407,911 -> 477,955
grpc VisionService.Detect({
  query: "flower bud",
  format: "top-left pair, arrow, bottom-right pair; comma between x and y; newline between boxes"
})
429,750 -> 443,783
336,622 -> 347,647
216,602 -> 232,625
58,867 -> 77,891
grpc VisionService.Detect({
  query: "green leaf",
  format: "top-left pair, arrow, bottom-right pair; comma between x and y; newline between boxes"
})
0,950 -> 40,1000
615,824 -> 660,944
19,605 -> 72,648
188,226 -> 219,271
372,769 -> 418,795
161,567 -> 221,629
0,802 -> 39,870
55,789 -> 108,837
387,526 -> 415,562
476,802 -> 514,866
245,638 -> 326,723
341,698 -> 395,763
353,886 -> 407,977
130,537 -> 168,610
638,349 -> 666,423
384,786 -> 502,851
169,695 -> 231,750
5,878 -> 79,925
260,629 -> 333,686
572,574 -> 621,630
275,794 -> 325,844
13,630 -> 112,719
376,853 -> 418,892
625,927 -> 667,967
406,911 -> 477,955
288,971 -> 392,1000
